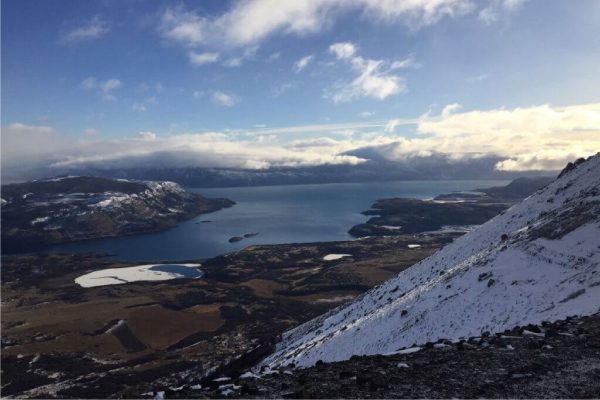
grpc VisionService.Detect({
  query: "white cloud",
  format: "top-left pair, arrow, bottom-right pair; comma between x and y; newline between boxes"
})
441,103 -> 462,117
223,57 -> 243,67
415,103 -> 600,170
390,56 -> 420,70
80,77 -> 122,93
359,111 -> 374,118
328,42 -> 406,102
479,0 -> 527,24
294,55 -> 314,72
4,102 -> 596,181
80,77 -> 122,101
267,52 -> 281,62
100,79 -> 122,93
384,119 -> 402,133
1,124 -> 68,174
272,82 -> 300,98
189,51 -> 220,66
80,77 -> 97,90
62,16 -> 108,44
132,103 -> 147,112
159,1 -> 476,49
329,42 -> 357,60
467,73 -> 490,82
137,131 -> 157,140
211,91 -> 238,107
159,6 -> 205,46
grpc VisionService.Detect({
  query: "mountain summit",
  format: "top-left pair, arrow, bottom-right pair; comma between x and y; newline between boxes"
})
263,154 -> 600,368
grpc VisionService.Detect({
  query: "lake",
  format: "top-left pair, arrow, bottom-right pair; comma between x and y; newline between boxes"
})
47,180 -> 508,261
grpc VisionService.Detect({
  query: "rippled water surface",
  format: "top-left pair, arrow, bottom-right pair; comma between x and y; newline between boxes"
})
48,180 -> 508,261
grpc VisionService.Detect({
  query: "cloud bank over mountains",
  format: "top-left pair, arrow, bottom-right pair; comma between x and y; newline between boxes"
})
3,102 -> 598,181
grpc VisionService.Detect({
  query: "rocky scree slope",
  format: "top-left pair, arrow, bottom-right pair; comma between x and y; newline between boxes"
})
179,314 -> 600,399
262,154 -> 600,368
1,176 -> 233,251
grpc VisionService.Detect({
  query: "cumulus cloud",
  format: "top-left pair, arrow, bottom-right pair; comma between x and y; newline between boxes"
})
346,103 -> 599,171
328,42 -> 406,102
414,103 -> 600,170
329,42 -> 357,60
3,102 -> 597,181
293,55 -> 315,73
211,91 -> 238,107
159,6 -> 205,46
61,16 -> 108,44
80,77 -> 123,101
159,0 -> 475,50
11,132 -> 364,174
189,51 -> 220,66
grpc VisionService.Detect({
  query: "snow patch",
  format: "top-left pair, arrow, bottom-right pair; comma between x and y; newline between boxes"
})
74,264 -> 202,288
323,254 -> 352,261
31,216 -> 50,225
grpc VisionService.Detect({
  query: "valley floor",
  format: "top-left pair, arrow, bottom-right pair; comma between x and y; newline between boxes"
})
0,235 -> 452,398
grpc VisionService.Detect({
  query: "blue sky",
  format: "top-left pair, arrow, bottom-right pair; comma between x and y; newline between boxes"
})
2,0 -> 599,179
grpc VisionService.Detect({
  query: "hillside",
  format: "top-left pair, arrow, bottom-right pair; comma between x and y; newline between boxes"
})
348,176 -> 552,238
1,176 -> 234,251
262,154 -> 600,368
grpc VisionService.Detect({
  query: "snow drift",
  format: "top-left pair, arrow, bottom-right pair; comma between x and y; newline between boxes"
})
263,154 -> 600,368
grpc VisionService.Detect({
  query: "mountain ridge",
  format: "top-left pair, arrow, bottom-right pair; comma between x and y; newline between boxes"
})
262,154 -> 600,368
1,176 -> 234,251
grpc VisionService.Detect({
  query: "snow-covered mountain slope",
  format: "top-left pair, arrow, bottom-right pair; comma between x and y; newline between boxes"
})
262,154 -> 600,369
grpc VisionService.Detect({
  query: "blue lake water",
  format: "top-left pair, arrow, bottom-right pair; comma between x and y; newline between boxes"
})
149,264 -> 203,278
47,180 -> 508,262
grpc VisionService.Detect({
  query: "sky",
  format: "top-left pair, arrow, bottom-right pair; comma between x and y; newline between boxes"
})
1,0 -> 600,180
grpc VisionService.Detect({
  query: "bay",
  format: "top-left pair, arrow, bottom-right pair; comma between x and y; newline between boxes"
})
47,180 -> 508,261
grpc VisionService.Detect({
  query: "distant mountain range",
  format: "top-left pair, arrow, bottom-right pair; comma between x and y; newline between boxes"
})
60,155 -> 554,188
0,176 -> 233,252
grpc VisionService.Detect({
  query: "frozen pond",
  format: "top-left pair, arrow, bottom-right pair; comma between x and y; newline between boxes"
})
74,263 -> 203,288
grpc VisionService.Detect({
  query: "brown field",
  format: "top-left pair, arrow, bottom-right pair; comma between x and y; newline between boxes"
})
240,279 -> 288,298
127,304 -> 224,350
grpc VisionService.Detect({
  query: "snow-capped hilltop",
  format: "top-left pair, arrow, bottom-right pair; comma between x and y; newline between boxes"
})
263,154 -> 600,369
1,176 -> 234,251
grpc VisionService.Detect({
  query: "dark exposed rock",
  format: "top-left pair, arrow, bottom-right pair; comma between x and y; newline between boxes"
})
186,314 -> 600,399
558,157 -> 587,178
